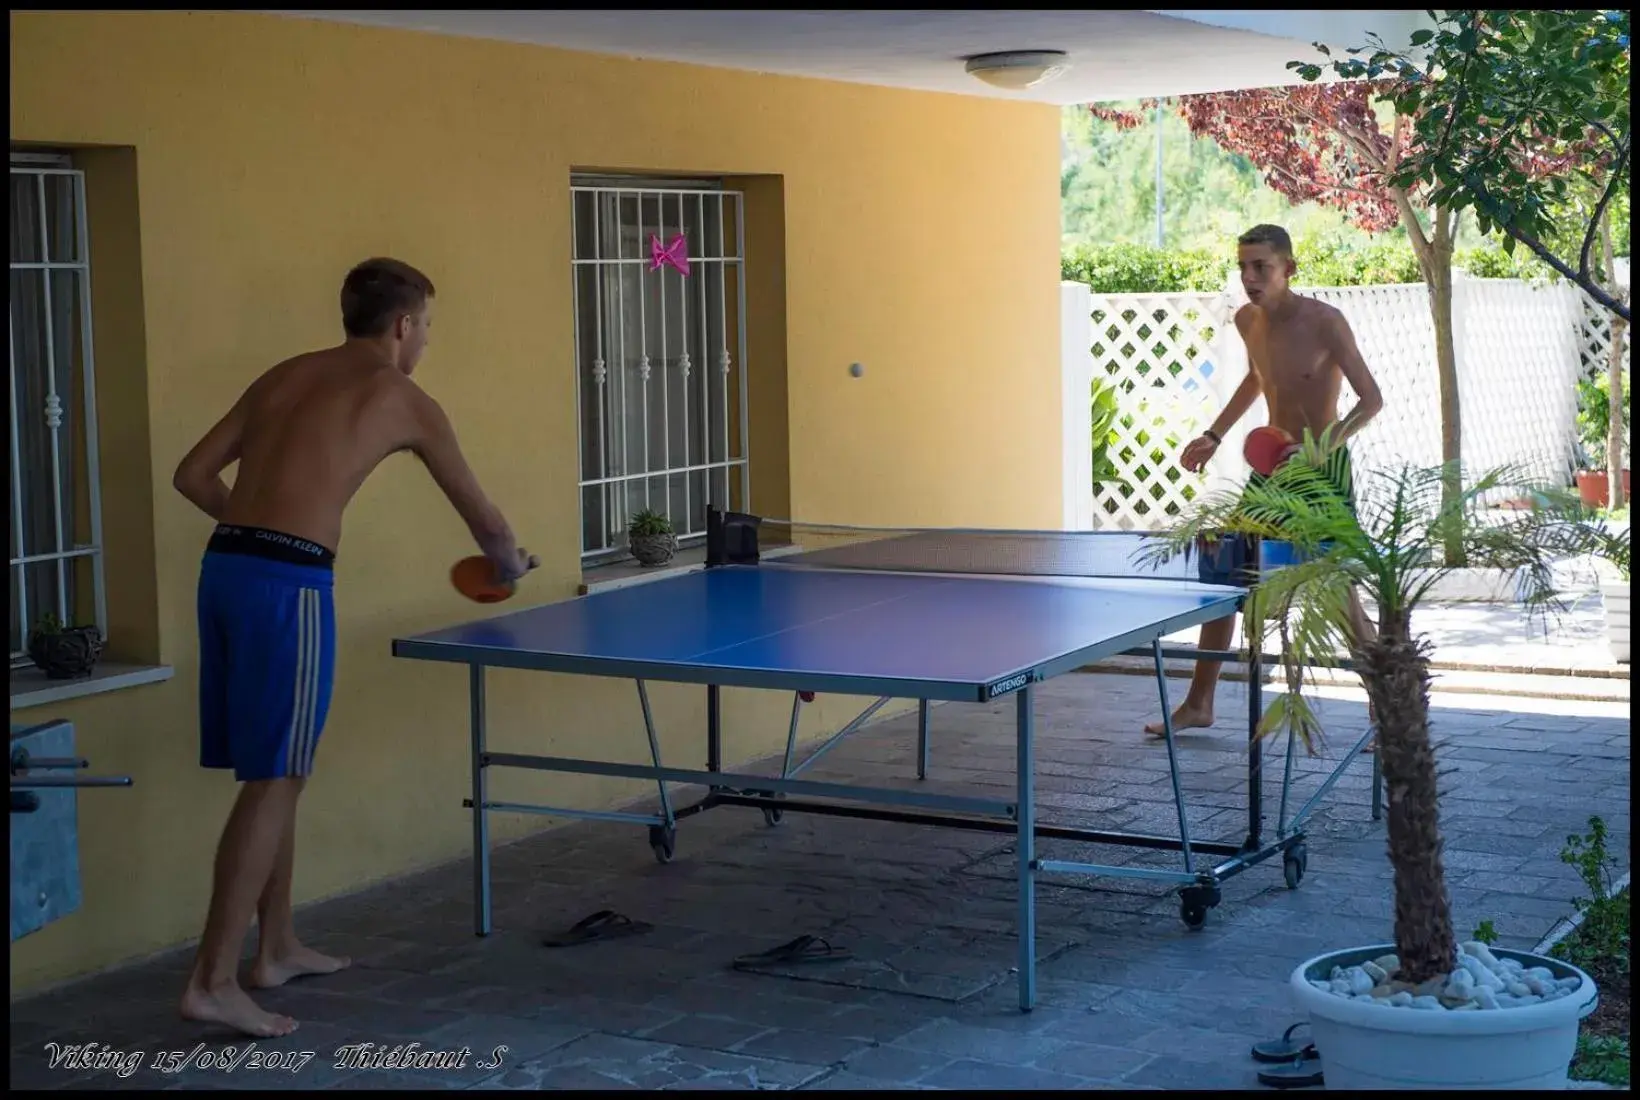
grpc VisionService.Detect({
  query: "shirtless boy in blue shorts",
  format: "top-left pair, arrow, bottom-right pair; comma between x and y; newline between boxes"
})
1145,225 -> 1384,739
171,258 -> 538,1038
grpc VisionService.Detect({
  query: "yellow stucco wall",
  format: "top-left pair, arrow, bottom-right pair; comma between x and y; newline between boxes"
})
8,10 -> 1061,996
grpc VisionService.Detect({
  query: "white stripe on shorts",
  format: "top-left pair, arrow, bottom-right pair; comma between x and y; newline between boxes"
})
285,588 -> 322,777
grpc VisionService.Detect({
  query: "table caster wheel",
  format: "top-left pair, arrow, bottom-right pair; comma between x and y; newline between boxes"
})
648,824 -> 676,864
1179,884 -> 1220,931
758,789 -> 785,826
1283,844 -> 1307,890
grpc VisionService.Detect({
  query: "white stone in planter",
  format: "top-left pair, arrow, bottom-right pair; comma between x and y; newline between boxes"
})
1289,941 -> 1598,1089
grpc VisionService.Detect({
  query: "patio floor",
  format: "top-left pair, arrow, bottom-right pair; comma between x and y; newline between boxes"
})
10,671 -> 1631,1090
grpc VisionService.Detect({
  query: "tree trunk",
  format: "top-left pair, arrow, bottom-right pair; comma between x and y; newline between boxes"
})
1599,211 -> 1628,510
1422,212 -> 1464,566
1395,197 -> 1465,565
1357,622 -> 1456,985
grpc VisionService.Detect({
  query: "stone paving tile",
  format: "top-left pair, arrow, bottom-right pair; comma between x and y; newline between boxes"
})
466,1031 -> 832,1090
9,674 -> 1630,1091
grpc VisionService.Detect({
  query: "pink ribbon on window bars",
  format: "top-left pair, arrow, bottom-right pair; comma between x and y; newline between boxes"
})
648,232 -> 691,276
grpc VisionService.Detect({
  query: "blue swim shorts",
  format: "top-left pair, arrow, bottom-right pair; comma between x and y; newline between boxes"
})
196,524 -> 337,782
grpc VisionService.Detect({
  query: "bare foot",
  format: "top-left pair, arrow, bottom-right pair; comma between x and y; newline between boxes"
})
249,944 -> 352,989
180,979 -> 298,1038
1144,705 -> 1215,738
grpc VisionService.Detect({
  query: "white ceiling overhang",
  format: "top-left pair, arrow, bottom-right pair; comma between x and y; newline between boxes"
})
258,9 -> 1434,105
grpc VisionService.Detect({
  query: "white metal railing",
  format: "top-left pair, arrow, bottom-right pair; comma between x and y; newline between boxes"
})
571,180 -> 750,561
9,155 -> 107,667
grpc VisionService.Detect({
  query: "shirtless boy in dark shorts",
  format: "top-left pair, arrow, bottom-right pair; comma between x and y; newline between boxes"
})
1144,225 -> 1384,738
171,258 -> 538,1038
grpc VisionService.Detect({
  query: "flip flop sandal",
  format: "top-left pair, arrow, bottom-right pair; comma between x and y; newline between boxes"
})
731,934 -> 851,971
1257,1056 -> 1324,1090
541,909 -> 653,948
1251,1022 -> 1317,1064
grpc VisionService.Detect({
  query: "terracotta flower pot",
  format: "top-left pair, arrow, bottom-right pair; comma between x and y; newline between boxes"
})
1574,468 -> 1631,508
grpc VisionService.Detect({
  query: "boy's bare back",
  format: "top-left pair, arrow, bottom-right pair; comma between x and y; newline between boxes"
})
175,260 -> 526,577
221,347 -> 424,553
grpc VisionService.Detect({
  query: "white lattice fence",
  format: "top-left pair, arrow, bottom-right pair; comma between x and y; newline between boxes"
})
1455,278 -> 1587,490
1579,292 -> 1631,385
1078,275 -> 1612,531
1088,292 -> 1234,530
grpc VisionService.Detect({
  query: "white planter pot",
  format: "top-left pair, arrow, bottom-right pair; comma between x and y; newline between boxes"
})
1289,944 -> 1598,1089
1599,576 -> 1629,663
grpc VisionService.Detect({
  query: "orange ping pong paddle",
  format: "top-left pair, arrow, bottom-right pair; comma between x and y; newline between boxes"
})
1244,426 -> 1300,476
451,555 -> 517,603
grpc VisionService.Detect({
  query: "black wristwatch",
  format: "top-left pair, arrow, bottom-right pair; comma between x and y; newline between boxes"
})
1202,429 -> 1222,445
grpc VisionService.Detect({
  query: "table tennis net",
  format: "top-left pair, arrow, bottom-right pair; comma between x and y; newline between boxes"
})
705,511 -> 1210,582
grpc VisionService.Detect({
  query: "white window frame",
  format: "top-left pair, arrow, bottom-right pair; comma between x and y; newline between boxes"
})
10,151 -> 108,667
571,175 -> 751,563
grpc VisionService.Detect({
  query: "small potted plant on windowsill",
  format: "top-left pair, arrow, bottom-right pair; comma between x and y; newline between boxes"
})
628,508 -> 677,567
27,612 -> 104,680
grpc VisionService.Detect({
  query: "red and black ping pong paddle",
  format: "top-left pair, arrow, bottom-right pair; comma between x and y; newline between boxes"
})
1244,426 -> 1300,476
451,555 -> 517,604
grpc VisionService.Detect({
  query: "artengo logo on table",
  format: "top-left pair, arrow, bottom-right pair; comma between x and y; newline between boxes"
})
984,672 -> 1034,699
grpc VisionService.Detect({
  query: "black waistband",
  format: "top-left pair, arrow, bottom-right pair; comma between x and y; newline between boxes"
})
208,524 -> 335,568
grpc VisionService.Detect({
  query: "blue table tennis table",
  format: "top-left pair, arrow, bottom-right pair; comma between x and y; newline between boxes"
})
392,513 -> 1380,1011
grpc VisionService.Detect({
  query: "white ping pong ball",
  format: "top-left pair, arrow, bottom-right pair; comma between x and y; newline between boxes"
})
849,362 -> 864,378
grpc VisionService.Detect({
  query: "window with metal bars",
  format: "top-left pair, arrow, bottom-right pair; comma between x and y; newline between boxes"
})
9,151 -> 108,666
571,176 -> 750,562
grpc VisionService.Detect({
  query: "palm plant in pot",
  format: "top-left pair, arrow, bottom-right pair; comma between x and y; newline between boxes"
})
1143,429 -> 1600,1090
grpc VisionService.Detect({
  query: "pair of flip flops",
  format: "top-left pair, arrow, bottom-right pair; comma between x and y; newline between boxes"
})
1253,1022 -> 1322,1089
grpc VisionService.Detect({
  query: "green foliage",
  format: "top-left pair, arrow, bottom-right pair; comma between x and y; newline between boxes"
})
1553,817 -> 1631,1088
31,611 -> 67,636
1061,102 -> 1409,256
1063,242 -> 1227,292
1455,242 -> 1546,281
1289,234 -> 1421,287
1062,237 -> 1554,292
1087,371 -> 1200,522
1470,918 -> 1500,945
1574,1035 -> 1631,1087
1289,10 -> 1632,320
1573,1034 -> 1630,1088
27,611 -> 94,637
1576,371 -> 1631,461
1551,817 -> 1629,972
1090,378 -> 1121,484
626,508 -> 673,537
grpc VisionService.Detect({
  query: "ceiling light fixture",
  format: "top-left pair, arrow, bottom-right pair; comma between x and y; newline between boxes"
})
964,50 -> 1071,91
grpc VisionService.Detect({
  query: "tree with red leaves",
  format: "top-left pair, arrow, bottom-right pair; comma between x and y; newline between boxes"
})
1094,82 -> 1477,565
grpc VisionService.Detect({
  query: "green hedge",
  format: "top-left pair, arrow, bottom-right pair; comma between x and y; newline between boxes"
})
1062,237 -> 1544,294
